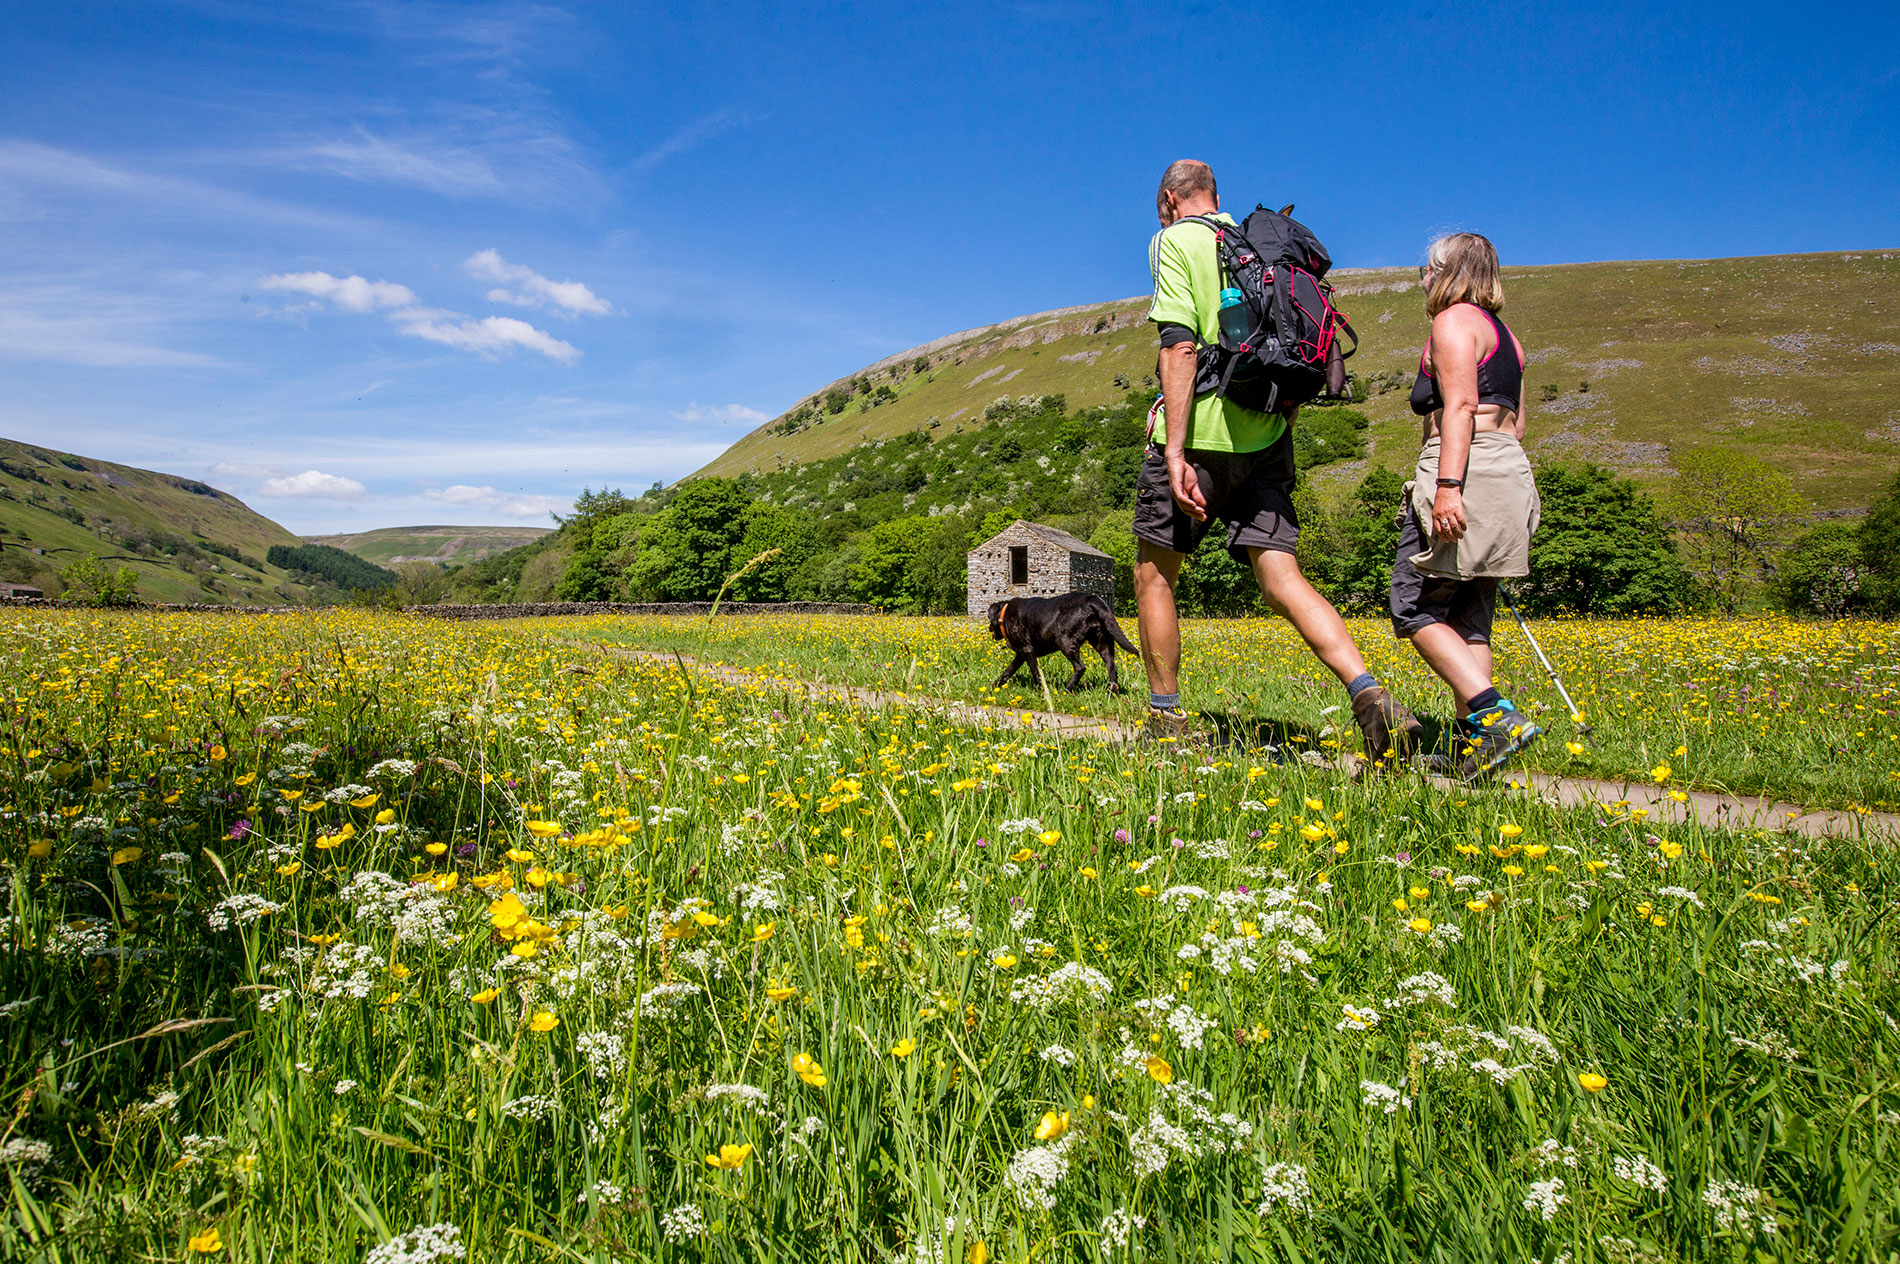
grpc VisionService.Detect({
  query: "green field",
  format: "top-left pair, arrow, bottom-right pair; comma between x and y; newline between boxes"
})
697,251 -> 1900,512
2,608 -> 1895,1262
309,525 -> 555,567
0,438 -> 317,605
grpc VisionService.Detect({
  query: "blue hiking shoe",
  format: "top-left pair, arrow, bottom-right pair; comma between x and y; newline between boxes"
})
1456,700 -> 1542,781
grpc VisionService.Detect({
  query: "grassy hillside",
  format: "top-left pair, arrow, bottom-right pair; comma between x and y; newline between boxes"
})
0,438 -> 334,604
697,249 -> 1900,511
307,524 -> 554,566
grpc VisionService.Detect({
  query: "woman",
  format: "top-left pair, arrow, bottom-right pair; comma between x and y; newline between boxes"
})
1390,232 -> 1542,779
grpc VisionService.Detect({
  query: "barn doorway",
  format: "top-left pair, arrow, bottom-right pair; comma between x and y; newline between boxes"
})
1009,545 -> 1029,585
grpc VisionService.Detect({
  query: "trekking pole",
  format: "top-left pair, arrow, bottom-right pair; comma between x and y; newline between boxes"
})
1504,595 -> 1594,736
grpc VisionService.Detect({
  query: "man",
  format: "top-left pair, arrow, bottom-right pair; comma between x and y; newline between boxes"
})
1133,160 -> 1423,767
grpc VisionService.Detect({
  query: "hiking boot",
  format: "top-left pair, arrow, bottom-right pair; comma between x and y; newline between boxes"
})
1142,706 -> 1202,744
1457,700 -> 1543,781
1351,686 -> 1425,769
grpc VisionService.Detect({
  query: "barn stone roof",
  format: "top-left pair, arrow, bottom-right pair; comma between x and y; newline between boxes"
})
971,519 -> 1111,559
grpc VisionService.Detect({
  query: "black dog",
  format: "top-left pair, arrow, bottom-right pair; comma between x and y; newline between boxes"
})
988,593 -> 1139,692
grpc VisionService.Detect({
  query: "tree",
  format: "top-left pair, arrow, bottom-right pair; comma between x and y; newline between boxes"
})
1665,448 -> 1806,613
60,553 -> 140,606
1774,522 -> 1866,616
852,517 -> 934,611
390,561 -> 454,605
1859,469 -> 1900,614
730,503 -> 818,601
558,511 -> 639,601
906,516 -> 976,614
1087,510 -> 1138,614
1177,533 -> 1257,616
610,478 -> 753,601
1520,462 -> 1696,615
1328,466 -> 1405,614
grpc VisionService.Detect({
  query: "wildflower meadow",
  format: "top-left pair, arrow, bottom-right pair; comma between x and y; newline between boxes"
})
2,608 -> 1896,1262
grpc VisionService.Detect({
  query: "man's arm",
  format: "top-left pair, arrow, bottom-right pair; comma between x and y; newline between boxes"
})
1158,343 -> 1207,522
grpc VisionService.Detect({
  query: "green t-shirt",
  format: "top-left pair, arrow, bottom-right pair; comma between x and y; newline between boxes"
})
1146,213 -> 1286,453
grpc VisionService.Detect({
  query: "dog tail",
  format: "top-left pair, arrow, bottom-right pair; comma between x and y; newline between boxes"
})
1104,604 -> 1139,654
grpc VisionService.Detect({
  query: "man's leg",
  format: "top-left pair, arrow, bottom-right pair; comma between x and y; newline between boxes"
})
1247,549 -> 1368,685
1250,547 -> 1422,765
1134,541 -> 1186,699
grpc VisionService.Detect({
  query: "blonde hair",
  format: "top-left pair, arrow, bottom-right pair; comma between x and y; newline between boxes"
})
1156,160 -> 1217,217
1424,232 -> 1504,316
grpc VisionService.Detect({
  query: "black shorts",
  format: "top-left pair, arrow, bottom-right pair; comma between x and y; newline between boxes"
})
1389,499 -> 1499,641
1131,429 -> 1299,562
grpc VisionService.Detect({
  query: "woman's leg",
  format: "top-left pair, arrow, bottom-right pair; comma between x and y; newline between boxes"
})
1406,621 -> 1493,712
1465,638 -> 1493,699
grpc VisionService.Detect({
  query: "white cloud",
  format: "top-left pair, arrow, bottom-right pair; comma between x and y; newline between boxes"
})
256,469 -> 372,501
422,484 -> 571,519
673,401 -> 769,424
464,249 -> 611,317
258,271 -> 418,312
395,312 -> 581,364
255,269 -> 579,363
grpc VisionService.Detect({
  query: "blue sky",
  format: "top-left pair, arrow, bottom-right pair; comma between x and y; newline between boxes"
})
1,0 -> 1894,534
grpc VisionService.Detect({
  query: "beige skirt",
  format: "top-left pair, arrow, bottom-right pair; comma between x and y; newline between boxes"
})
1405,431 -> 1540,579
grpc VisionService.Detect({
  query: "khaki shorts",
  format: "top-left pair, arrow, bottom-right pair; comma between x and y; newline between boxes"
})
1390,498 -> 1499,642
1132,429 -> 1299,561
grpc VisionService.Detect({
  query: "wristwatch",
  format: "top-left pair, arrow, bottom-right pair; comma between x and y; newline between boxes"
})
1436,477 -> 1465,488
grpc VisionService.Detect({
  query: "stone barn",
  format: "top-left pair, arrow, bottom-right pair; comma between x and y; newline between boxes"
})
965,520 -> 1116,619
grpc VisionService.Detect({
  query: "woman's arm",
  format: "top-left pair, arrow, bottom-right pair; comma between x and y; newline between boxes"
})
1429,306 -> 1488,542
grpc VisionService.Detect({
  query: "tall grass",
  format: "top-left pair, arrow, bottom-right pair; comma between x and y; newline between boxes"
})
0,609 -> 1894,1262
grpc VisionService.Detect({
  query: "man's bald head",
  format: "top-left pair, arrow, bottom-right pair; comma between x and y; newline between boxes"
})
1156,160 -> 1218,224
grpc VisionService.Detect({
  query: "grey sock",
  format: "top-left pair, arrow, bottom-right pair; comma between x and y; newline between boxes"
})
1149,692 -> 1180,711
1346,672 -> 1378,698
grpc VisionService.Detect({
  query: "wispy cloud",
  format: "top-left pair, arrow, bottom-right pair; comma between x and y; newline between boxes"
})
259,271 -> 417,312
211,461 -> 284,479
267,111 -> 608,207
422,483 -> 570,519
465,249 -> 611,317
673,401 -> 769,424
0,283 -> 229,370
256,469 -> 372,500
255,267 -> 580,363
298,127 -> 505,197
631,106 -> 750,173
0,140 -> 370,233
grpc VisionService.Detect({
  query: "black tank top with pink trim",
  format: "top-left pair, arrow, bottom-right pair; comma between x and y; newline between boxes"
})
1409,306 -> 1522,416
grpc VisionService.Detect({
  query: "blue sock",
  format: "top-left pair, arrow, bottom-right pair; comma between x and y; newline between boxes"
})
1346,673 -> 1378,698
1467,686 -> 1502,714
1149,692 -> 1180,711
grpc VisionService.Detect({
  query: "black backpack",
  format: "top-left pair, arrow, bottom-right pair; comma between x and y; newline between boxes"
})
1177,205 -> 1357,414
